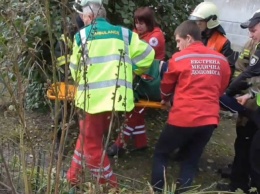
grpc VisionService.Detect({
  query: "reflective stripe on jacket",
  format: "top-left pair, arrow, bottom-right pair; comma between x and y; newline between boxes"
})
234,40 -> 260,104
234,39 -> 257,78
135,27 -> 166,60
161,42 -> 231,127
69,18 -> 155,114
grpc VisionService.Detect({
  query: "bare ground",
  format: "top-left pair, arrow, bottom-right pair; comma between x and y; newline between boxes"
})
0,104 -> 237,192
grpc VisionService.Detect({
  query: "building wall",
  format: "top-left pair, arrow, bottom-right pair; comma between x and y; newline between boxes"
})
206,0 -> 260,51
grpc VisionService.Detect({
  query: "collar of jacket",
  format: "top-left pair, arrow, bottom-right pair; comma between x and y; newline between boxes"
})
134,27 -> 161,39
201,25 -> 226,39
189,41 -> 204,47
185,41 -> 204,50
201,25 -> 226,46
91,17 -> 107,23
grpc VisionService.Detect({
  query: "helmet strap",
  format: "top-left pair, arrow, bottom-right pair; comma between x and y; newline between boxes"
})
205,15 -> 217,22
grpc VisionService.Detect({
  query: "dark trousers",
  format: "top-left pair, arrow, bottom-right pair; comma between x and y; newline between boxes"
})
151,124 -> 215,192
230,120 -> 258,191
250,129 -> 260,192
230,108 -> 260,193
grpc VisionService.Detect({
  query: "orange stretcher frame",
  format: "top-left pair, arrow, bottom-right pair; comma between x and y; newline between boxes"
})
46,82 -> 163,109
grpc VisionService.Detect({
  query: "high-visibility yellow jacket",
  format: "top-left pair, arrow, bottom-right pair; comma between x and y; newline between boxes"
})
69,18 -> 155,114
257,93 -> 260,106
55,34 -> 73,67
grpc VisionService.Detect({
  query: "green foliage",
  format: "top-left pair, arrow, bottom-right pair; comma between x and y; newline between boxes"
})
0,0 -> 66,110
25,82 -> 48,110
105,0 -> 203,59
0,0 -> 202,111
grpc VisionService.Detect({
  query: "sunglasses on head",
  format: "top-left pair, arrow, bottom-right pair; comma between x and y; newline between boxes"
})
73,2 -> 83,14
73,1 -> 94,14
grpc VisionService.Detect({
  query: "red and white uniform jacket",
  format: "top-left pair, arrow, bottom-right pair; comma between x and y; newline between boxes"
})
135,27 -> 166,60
161,42 -> 231,127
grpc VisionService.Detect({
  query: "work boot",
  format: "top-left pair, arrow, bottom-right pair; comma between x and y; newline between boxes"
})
107,144 -> 125,157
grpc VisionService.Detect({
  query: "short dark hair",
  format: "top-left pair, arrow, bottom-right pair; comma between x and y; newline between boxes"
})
174,20 -> 201,41
134,7 -> 156,32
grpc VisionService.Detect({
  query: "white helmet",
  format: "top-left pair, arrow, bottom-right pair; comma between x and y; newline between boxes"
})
73,0 -> 102,13
188,2 -> 220,29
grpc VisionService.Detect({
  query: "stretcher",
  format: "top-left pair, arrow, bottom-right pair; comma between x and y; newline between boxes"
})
47,82 -> 164,109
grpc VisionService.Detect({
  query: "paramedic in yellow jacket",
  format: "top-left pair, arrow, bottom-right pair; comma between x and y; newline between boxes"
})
66,1 -> 155,188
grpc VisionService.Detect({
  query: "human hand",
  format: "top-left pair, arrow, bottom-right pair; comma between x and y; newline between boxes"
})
236,93 -> 252,105
161,100 -> 171,111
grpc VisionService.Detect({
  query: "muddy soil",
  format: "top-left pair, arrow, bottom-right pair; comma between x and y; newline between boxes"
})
110,109 -> 236,191
0,105 -> 237,192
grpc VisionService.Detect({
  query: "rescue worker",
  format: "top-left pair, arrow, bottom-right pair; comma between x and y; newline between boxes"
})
151,20 -> 231,193
188,1 -> 238,76
66,0 -> 155,188
217,10 -> 260,193
107,6 -> 166,157
133,6 -> 166,60
219,10 -> 260,130
217,39 -> 259,192
223,89 -> 260,194
172,1 -> 239,162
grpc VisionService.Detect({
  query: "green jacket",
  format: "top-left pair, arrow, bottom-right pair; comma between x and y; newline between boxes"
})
69,18 -> 155,113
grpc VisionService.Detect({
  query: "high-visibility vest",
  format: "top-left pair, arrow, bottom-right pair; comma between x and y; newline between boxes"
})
56,34 -> 73,67
257,94 -> 260,106
207,31 -> 227,52
69,18 -> 155,114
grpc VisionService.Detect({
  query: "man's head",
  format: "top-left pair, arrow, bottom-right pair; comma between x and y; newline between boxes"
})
74,1 -> 106,26
174,20 -> 201,51
188,2 -> 220,32
241,9 -> 260,43
73,0 -> 102,14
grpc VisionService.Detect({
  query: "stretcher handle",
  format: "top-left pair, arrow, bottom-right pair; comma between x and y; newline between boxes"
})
47,83 -> 165,109
46,82 -> 76,101
135,100 -> 164,109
